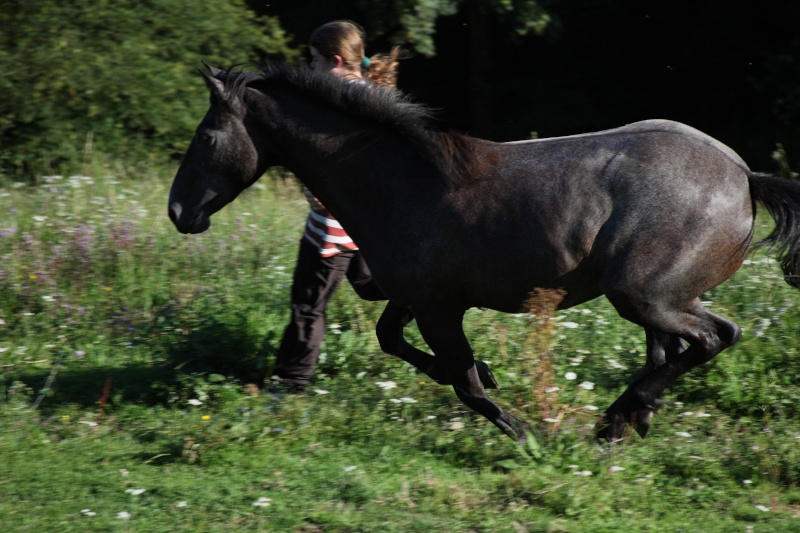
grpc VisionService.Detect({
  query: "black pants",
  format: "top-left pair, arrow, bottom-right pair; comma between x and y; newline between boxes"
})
273,238 -> 385,386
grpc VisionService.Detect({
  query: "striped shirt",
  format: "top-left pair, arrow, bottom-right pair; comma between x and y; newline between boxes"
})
302,189 -> 358,257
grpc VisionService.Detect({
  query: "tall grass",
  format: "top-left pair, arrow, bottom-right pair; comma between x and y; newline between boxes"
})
2,166 -> 800,532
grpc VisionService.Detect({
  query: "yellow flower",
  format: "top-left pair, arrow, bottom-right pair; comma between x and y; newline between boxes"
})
62,415 -> 70,420
103,287 -> 113,292
201,415 -> 211,421
29,274 -> 38,280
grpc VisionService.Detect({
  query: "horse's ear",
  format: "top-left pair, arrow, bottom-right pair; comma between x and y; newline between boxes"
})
199,67 -> 226,100
201,60 -> 224,77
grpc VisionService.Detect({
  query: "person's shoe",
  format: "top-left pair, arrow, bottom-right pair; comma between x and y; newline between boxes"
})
266,378 -> 307,397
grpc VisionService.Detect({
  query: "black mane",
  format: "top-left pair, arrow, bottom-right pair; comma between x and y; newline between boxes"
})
216,61 -> 478,185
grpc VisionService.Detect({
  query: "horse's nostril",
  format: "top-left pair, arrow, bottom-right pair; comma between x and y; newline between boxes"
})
168,202 -> 182,224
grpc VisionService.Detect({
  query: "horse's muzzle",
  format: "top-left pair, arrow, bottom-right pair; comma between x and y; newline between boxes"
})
168,202 -> 210,234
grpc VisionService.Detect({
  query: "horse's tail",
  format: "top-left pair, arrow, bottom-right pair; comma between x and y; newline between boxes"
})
748,171 -> 800,288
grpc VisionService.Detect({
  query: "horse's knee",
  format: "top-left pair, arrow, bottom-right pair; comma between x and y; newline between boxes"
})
376,305 -> 414,355
375,316 -> 400,354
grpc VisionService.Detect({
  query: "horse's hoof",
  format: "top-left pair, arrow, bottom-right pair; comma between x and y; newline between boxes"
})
594,412 -> 626,443
476,360 -> 499,389
634,409 -> 655,438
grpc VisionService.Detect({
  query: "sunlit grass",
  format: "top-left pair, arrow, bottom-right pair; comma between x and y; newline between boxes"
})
1,167 -> 800,531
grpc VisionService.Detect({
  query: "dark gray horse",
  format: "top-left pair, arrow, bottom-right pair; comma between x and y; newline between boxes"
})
168,62 -> 800,441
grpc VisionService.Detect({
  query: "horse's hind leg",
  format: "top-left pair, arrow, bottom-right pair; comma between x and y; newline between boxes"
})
597,298 -> 741,441
414,310 -> 524,440
376,302 -> 498,389
622,329 -> 688,432
644,329 -> 686,372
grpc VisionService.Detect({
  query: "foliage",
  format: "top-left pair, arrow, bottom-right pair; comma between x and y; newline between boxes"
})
0,0 -> 297,180
2,163 -> 800,530
259,0 -> 553,57
367,0 -> 552,55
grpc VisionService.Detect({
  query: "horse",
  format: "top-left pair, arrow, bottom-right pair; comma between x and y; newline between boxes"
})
168,61 -> 800,442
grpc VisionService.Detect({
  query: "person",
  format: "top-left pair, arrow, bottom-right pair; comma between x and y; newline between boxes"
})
270,21 -> 402,391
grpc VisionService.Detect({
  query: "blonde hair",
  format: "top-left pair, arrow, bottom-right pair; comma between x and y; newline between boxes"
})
309,20 -> 402,89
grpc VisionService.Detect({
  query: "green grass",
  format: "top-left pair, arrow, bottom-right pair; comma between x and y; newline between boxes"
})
2,168 -> 800,532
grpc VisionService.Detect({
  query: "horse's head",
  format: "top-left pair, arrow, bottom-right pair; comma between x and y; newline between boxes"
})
168,64 -> 272,234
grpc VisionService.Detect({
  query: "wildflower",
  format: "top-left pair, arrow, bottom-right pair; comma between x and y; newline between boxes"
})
675,431 -> 692,438
375,381 -> 398,390
41,295 -> 55,302
583,405 -> 599,411
125,488 -> 146,496
252,497 -> 272,507
62,415 -> 70,421
755,505 -> 770,512
754,318 -> 771,337
176,501 -> 188,508
312,389 -> 329,395
80,509 -> 96,516
564,372 -> 577,380
574,470 -> 593,477
187,399 -> 203,406
448,421 -> 465,430
742,479 -> 753,485
201,415 -> 211,421
342,466 -> 358,472
389,397 -> 417,403
120,469 -> 130,477
578,381 -> 594,390
609,466 -> 626,473
73,350 -> 86,357
79,421 -> 98,427
116,511 -> 131,520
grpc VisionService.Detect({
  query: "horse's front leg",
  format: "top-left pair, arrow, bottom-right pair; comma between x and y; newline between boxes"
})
376,301 -> 498,389
414,309 -> 524,441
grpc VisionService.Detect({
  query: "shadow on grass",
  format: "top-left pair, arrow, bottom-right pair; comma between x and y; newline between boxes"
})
10,318 -> 271,414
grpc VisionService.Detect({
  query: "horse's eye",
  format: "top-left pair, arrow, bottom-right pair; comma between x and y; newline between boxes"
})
198,131 -> 214,145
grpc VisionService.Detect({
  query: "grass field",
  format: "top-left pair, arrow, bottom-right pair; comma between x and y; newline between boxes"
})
2,168 -> 800,532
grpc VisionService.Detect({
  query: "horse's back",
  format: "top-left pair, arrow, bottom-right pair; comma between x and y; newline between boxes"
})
461,119 -> 755,311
